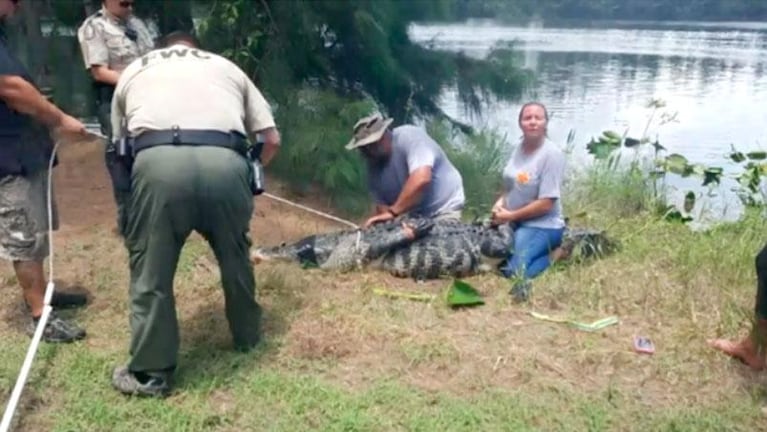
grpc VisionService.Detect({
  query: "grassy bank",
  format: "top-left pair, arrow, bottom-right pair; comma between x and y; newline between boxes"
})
1,107 -> 767,431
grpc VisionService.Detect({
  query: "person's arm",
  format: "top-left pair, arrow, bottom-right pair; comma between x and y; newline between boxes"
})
0,75 -> 66,127
387,166 -> 432,216
497,198 -> 555,222
387,129 -> 437,215
89,65 -> 121,85
258,127 -> 280,166
110,84 -> 125,142
242,73 -> 280,166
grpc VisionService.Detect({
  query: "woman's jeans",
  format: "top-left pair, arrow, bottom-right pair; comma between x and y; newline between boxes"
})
499,225 -> 565,281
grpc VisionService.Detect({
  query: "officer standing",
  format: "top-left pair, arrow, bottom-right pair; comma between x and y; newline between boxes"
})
76,0 -> 155,235
0,0 -> 88,342
109,31 -> 281,397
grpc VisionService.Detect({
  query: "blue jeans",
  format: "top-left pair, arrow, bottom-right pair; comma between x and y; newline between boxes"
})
499,225 -> 565,280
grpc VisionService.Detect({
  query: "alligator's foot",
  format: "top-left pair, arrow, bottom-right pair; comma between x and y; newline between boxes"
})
401,222 -> 416,240
400,218 -> 434,241
549,246 -> 570,263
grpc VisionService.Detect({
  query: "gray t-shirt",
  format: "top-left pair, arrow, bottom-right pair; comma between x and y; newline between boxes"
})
367,125 -> 465,217
502,139 -> 566,229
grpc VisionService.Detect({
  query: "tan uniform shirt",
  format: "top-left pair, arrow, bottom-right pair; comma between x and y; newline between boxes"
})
110,44 -> 277,144
76,7 -> 155,73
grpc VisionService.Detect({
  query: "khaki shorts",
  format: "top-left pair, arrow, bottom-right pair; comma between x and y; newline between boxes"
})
432,209 -> 463,221
0,169 -> 59,262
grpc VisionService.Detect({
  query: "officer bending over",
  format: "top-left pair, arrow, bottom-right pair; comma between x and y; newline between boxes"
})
109,31 -> 281,397
0,0 -> 88,342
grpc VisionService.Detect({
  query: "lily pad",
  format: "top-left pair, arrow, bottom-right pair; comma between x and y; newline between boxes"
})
664,153 -> 689,175
702,167 -> 723,186
446,279 -> 484,308
730,151 -> 746,163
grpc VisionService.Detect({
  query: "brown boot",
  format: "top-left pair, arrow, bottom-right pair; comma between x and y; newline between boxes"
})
708,318 -> 767,371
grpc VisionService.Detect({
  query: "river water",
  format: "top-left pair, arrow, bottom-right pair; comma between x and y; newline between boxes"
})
410,19 -> 767,225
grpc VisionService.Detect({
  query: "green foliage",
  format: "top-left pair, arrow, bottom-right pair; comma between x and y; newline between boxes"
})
427,121 -> 510,220
197,0 -> 532,127
48,0 -> 87,27
266,87 -> 377,217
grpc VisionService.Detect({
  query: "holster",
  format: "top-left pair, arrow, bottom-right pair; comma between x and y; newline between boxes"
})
246,141 -> 265,196
105,144 -> 133,193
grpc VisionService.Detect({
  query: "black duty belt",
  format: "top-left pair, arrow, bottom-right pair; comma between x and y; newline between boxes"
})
130,127 -> 249,156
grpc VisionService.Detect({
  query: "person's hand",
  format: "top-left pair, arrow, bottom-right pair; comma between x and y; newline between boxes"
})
491,202 -> 504,215
53,114 -> 87,140
491,207 -> 515,226
364,210 -> 395,228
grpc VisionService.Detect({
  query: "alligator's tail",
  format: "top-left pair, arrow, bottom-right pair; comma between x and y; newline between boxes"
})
560,228 -> 619,260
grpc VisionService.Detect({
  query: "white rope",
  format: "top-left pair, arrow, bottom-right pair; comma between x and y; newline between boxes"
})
0,136 -> 61,432
261,192 -> 359,229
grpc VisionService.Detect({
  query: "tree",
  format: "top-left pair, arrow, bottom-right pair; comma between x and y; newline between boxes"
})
197,0 -> 533,130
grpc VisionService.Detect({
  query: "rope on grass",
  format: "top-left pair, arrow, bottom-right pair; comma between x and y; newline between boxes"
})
0,135 -> 63,432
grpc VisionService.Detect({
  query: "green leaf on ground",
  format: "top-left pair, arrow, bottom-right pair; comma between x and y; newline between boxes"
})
446,279 -> 484,308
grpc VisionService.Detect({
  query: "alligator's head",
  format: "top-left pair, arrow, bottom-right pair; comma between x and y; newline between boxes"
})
250,234 -> 329,267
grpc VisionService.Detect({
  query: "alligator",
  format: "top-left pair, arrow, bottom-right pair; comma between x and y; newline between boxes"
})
250,217 -> 617,280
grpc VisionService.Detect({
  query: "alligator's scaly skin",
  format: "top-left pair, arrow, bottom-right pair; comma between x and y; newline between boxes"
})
252,217 -> 514,279
251,217 -> 616,280
251,217 -> 436,272
379,220 -> 513,279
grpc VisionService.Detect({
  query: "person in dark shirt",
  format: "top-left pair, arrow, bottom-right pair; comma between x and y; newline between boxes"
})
0,0 -> 89,343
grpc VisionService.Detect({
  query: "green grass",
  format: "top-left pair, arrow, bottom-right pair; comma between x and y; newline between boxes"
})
13,343 -> 765,432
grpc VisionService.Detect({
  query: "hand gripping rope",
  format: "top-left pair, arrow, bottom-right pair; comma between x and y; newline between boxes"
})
0,131 -> 363,431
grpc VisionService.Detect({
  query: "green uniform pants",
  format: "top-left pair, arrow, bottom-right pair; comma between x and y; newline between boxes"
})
124,145 -> 260,374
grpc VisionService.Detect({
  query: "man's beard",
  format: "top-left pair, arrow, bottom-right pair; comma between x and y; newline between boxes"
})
366,153 -> 390,168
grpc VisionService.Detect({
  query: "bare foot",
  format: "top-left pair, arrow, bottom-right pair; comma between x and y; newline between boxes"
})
249,250 -> 264,265
708,336 -> 766,371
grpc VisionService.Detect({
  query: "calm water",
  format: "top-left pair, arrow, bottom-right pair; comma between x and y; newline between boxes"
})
410,19 -> 767,224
